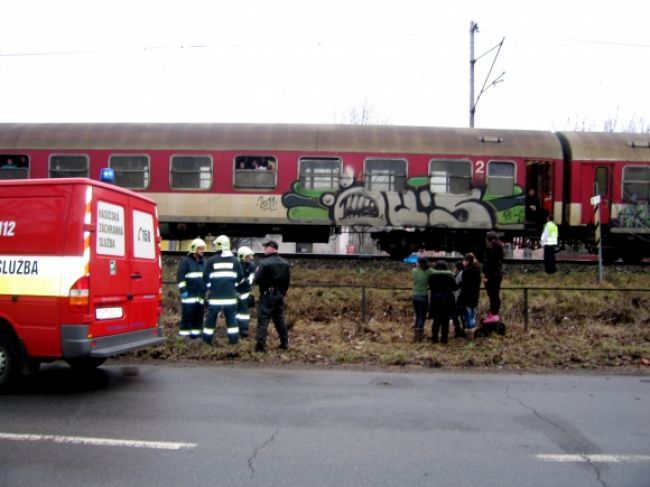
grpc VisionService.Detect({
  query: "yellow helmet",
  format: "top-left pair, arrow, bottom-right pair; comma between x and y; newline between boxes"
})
237,246 -> 254,261
189,238 -> 206,254
215,234 -> 231,251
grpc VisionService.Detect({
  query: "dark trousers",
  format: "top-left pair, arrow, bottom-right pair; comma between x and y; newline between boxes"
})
544,245 -> 557,274
430,295 -> 454,344
256,293 -> 289,350
431,310 -> 451,344
485,275 -> 502,315
237,298 -> 250,337
179,302 -> 204,337
412,295 -> 428,329
204,304 -> 239,344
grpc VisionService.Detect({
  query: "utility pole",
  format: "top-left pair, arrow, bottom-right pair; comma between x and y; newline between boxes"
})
469,21 -> 505,128
469,21 -> 478,128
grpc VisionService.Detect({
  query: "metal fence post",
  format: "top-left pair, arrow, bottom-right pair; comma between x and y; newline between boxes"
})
524,287 -> 529,331
361,286 -> 367,324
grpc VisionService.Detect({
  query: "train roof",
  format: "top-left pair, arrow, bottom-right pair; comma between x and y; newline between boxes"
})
557,131 -> 650,162
0,123 -> 563,159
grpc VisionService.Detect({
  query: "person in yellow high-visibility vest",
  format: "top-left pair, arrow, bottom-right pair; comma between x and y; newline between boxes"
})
541,214 -> 559,274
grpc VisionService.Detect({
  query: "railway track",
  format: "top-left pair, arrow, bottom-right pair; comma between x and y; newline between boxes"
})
162,251 -> 650,272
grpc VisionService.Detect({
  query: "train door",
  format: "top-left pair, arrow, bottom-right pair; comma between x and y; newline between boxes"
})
580,164 -> 613,224
525,161 -> 554,221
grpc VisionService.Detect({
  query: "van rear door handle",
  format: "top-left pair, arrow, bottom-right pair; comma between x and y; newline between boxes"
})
130,272 -> 142,279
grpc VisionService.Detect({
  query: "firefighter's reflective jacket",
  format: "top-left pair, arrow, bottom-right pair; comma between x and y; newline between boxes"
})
177,255 -> 206,304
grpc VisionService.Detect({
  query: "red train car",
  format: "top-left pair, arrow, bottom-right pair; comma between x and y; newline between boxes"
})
558,131 -> 650,262
0,123 -> 647,260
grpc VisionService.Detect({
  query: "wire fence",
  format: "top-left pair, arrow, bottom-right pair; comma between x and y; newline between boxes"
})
164,281 -> 650,330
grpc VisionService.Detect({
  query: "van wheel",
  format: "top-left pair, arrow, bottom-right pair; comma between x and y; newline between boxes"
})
0,333 -> 20,392
65,357 -> 107,369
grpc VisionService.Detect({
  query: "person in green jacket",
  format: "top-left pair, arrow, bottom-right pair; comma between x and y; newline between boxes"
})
411,257 -> 433,342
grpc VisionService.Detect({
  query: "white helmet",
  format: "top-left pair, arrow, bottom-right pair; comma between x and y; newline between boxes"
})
215,234 -> 231,251
189,238 -> 206,254
237,246 -> 254,261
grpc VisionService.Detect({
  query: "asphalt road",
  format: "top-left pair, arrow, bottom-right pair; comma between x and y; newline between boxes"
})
1,363 -> 649,487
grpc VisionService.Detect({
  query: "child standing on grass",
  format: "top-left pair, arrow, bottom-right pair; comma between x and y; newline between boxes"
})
452,260 -> 465,338
411,256 -> 433,342
460,252 -> 482,339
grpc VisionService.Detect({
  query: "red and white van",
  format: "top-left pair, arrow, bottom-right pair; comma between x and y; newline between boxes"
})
0,178 -> 165,389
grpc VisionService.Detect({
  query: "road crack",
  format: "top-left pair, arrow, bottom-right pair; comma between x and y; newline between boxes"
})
505,385 -> 610,487
247,427 -> 280,478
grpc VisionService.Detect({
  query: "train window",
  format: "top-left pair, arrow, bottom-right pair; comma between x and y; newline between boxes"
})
622,166 -> 649,202
233,155 -> 277,189
486,161 -> 515,196
0,154 -> 29,180
49,154 -> 89,178
429,160 -> 472,194
299,157 -> 341,190
364,158 -> 407,192
170,155 -> 212,190
109,155 -> 150,189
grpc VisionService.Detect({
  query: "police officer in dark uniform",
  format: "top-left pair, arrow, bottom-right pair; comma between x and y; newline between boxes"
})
254,240 -> 290,352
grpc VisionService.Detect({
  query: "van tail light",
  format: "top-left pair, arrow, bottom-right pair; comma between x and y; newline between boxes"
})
69,276 -> 90,313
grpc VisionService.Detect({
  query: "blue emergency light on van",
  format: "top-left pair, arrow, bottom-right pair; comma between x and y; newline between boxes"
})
100,167 -> 115,183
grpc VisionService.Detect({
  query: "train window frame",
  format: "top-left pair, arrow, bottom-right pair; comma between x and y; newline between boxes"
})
428,159 -> 473,194
363,158 -> 407,192
109,154 -> 151,190
0,154 -> 29,180
486,160 -> 516,196
170,154 -> 213,191
622,165 -> 650,202
298,156 -> 342,191
49,154 -> 90,178
233,155 -> 277,190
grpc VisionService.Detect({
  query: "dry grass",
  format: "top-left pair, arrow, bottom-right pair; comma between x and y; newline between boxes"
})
133,258 -> 650,371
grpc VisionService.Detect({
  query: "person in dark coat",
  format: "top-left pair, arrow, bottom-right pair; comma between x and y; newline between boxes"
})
459,252 -> 481,338
483,231 -> 504,323
428,260 -> 458,344
254,240 -> 291,352
525,187 -> 542,224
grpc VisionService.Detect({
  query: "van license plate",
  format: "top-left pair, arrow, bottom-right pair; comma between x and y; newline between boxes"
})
96,307 -> 124,320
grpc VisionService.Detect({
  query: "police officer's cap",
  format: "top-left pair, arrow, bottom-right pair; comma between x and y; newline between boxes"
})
262,240 -> 279,249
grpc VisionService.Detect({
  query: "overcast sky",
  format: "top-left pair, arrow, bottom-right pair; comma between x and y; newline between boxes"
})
1,0 -> 648,131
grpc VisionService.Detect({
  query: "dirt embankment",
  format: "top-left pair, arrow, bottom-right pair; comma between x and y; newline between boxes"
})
136,256 -> 650,371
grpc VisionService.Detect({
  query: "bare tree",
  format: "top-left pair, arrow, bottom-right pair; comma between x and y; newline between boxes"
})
562,110 -> 650,133
334,99 -> 390,125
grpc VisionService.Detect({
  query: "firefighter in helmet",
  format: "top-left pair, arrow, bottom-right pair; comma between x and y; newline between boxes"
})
236,246 -> 256,338
202,235 -> 244,345
176,238 -> 207,339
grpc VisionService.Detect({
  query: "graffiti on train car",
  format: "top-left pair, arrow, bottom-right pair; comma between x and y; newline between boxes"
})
282,168 -> 525,228
613,200 -> 650,229
257,195 -> 280,212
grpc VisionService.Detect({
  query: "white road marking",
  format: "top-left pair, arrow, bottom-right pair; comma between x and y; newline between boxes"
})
535,454 -> 650,463
0,432 -> 197,450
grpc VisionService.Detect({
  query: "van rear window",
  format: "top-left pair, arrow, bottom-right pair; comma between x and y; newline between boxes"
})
96,201 -> 126,256
132,210 -> 156,259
